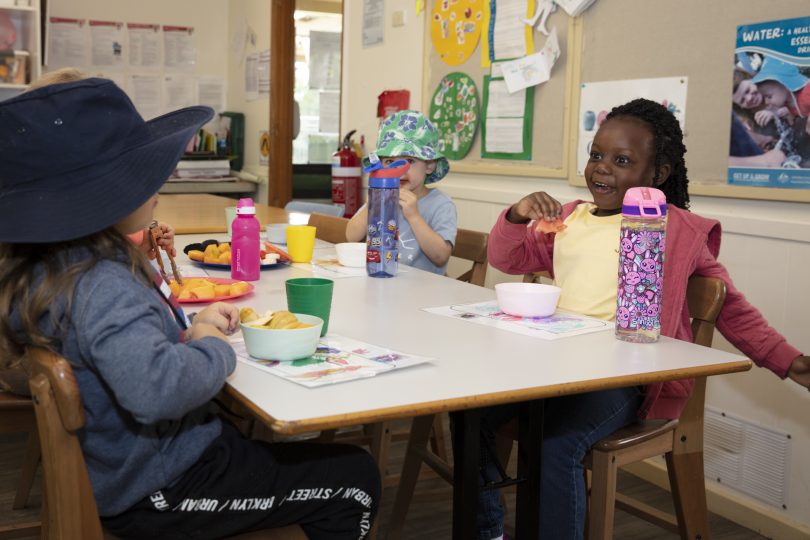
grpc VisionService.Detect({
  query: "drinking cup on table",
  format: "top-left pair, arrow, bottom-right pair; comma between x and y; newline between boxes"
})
286,277 -> 334,336
266,223 -> 288,244
286,225 -> 317,263
224,206 -> 238,237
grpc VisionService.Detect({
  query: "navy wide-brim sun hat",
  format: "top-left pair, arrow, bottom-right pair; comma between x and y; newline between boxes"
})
0,78 -> 214,243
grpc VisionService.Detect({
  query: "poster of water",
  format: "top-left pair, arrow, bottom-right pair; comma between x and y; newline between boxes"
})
729,16 -> 810,188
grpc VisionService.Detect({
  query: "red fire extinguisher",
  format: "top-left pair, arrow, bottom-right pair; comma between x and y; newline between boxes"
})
332,130 -> 362,218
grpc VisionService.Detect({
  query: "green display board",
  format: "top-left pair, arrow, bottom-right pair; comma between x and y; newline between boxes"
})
428,72 -> 480,161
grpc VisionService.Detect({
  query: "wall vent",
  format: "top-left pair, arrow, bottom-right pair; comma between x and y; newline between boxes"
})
703,407 -> 790,509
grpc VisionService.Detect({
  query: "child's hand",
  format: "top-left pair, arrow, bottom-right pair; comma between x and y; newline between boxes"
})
787,355 -> 810,391
151,222 -> 176,258
399,189 -> 420,220
754,109 -> 776,127
193,302 -> 240,336
186,322 -> 229,343
507,192 -> 562,224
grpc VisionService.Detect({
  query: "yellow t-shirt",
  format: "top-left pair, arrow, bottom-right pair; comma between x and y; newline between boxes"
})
553,203 -> 622,321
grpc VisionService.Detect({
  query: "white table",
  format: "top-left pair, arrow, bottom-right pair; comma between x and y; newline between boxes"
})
174,234 -> 752,538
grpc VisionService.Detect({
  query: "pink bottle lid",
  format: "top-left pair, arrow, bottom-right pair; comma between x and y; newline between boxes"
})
621,187 -> 667,218
236,197 -> 256,215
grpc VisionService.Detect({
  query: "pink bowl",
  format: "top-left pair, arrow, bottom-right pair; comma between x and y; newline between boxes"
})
495,282 -> 561,317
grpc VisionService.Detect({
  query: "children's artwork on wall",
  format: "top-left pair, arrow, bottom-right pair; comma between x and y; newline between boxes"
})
480,0 -> 535,68
728,16 -> 810,189
430,0 -> 485,66
577,77 -> 688,176
481,75 -> 533,160
429,72 -> 480,160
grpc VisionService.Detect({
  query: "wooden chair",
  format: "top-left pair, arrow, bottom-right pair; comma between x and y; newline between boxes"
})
384,228 -> 491,538
452,228 -> 490,287
584,276 -> 726,539
26,347 -> 306,540
0,388 -> 41,540
307,212 -> 350,245
285,200 -> 345,217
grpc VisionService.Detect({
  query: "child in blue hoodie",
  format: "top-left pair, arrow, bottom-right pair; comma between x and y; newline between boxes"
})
0,78 -> 380,539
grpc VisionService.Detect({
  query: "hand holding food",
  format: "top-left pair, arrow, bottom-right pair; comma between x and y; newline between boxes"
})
186,321 -> 230,343
535,218 -> 567,234
507,192 -> 563,224
195,302 -> 240,334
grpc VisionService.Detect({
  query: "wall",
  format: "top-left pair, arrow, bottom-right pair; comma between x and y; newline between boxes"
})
342,1 -> 810,534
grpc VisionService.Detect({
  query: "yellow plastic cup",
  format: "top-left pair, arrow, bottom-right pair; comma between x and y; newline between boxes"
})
286,225 -> 317,263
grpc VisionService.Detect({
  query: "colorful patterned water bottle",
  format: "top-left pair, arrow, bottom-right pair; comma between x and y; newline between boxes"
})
365,159 -> 409,278
615,187 -> 667,343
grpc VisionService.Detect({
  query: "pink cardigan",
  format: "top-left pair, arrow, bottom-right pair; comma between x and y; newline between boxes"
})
488,201 -> 801,419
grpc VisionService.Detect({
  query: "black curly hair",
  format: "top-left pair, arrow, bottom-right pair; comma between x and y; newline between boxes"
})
606,98 -> 690,210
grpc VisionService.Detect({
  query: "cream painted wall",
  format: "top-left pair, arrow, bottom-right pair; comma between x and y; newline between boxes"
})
342,1 -> 810,532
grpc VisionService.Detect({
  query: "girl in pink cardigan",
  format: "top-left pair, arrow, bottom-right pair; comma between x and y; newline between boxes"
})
477,99 -> 809,540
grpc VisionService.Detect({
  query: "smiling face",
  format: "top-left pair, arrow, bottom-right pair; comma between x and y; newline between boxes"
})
584,117 -> 670,215
381,156 -> 436,197
732,79 -> 763,109
757,80 -> 791,109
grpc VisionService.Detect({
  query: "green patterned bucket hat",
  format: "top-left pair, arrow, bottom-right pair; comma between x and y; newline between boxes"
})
364,110 -> 450,184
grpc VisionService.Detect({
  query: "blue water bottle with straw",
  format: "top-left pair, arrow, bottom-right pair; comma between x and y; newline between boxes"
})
364,158 -> 410,278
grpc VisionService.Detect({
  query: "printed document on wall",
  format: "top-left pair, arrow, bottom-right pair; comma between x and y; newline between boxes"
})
362,0 -> 384,48
487,0 -> 534,64
47,18 -> 88,68
128,23 -> 160,69
129,74 -> 162,120
89,20 -> 124,68
163,26 -> 196,70
245,52 -> 258,101
164,75 -> 194,111
481,76 -> 533,160
197,77 -> 226,114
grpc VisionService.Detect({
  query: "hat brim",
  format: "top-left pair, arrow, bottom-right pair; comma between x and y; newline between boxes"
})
0,106 -> 213,243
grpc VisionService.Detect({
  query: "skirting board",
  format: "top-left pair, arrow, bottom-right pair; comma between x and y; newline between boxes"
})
622,460 -> 810,540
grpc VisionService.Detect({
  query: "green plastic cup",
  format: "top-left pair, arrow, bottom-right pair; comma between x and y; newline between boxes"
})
286,278 -> 334,336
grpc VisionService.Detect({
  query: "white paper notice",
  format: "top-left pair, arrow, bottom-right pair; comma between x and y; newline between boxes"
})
128,23 -> 161,68
491,0 -> 529,60
47,18 -> 88,68
258,49 -> 270,97
197,77 -> 226,113
309,31 -> 341,90
362,0 -> 384,48
89,20 -> 124,67
164,75 -> 194,111
319,91 -> 340,133
485,79 -> 526,154
129,74 -> 162,120
245,52 -> 258,101
163,26 -> 196,70
500,27 -> 560,93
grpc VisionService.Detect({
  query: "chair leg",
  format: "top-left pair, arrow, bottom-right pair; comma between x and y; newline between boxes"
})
12,429 -> 40,510
366,422 -> 393,485
429,414 -> 449,463
666,450 -> 710,540
386,415 -> 436,540
587,449 -> 618,540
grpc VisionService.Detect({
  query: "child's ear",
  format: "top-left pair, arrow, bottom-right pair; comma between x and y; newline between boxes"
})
654,164 -> 672,186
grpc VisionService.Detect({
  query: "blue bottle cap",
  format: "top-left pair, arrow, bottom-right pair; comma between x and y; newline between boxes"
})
369,176 -> 400,189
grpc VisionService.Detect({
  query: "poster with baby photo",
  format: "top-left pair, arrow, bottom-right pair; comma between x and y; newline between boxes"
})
729,15 -> 810,188
577,77 -> 687,176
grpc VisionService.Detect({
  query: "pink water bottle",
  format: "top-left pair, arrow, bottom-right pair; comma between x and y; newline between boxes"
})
615,187 -> 667,343
231,198 -> 261,281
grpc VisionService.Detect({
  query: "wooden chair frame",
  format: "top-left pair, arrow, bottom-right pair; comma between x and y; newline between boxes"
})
26,348 -> 304,540
307,212 -> 350,245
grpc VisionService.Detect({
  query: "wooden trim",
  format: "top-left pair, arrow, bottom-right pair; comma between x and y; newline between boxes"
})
268,0 -> 296,208
225,359 -> 751,435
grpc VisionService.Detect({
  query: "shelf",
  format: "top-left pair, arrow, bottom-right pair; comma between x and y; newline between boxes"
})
159,180 -> 258,195
0,83 -> 27,90
0,5 -> 35,11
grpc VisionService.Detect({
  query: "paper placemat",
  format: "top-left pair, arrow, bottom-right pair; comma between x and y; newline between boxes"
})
422,301 -> 612,340
232,334 -> 432,387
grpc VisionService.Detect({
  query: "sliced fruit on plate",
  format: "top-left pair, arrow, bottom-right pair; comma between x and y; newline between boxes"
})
535,218 -> 567,234
263,242 -> 291,263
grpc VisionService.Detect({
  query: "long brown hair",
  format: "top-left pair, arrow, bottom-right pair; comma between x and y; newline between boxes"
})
0,229 -> 154,365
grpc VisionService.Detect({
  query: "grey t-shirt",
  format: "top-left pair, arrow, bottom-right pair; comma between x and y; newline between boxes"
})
397,188 -> 457,274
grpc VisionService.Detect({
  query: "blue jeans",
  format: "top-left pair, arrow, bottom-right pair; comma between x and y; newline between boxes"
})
476,386 -> 643,540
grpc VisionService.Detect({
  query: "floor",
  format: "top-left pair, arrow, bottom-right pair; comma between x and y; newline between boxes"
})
0,421 -> 771,539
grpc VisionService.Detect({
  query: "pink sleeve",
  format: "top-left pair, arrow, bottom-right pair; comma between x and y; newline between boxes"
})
487,208 -> 555,276
694,244 -> 801,378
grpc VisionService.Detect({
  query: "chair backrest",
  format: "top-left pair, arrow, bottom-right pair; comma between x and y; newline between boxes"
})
452,228 -> 489,287
307,212 -> 350,245
27,347 -> 104,540
686,276 -> 726,348
285,200 -> 345,217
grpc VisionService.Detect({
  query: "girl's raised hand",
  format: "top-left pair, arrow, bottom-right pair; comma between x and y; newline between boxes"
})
787,355 -> 810,391
153,222 -> 176,257
507,192 -> 562,224
193,302 -> 240,336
